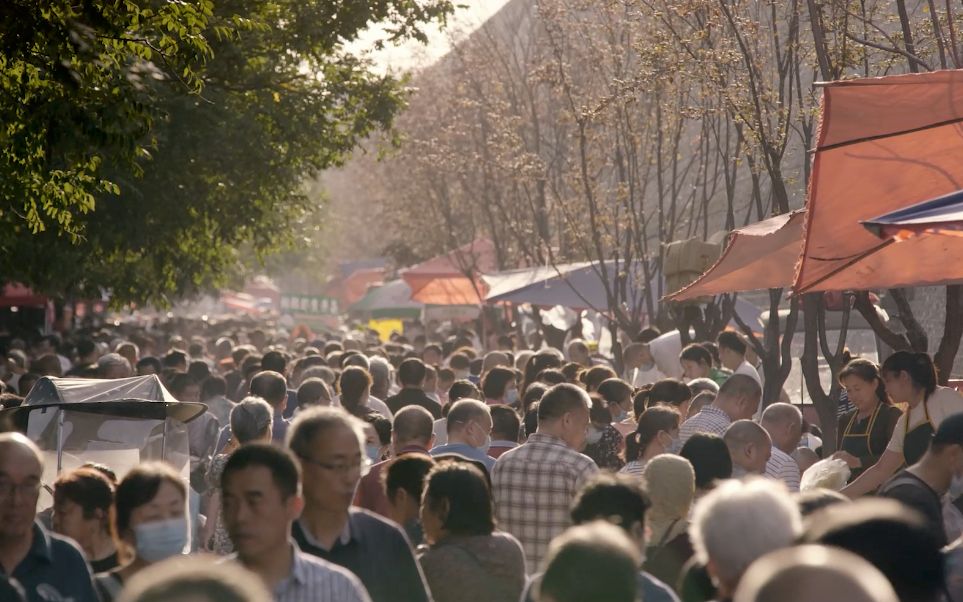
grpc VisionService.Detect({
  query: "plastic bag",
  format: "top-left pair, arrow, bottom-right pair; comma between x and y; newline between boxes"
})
800,458 -> 851,492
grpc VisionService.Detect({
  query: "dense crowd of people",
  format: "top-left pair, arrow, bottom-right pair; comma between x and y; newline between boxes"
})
2,323 -> 963,601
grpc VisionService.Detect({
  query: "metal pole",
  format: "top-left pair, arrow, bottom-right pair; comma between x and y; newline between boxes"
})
55,408 -> 64,473
161,418 -> 168,460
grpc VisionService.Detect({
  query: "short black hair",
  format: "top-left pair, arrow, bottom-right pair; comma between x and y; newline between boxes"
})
167,372 -> 197,397
201,375 -> 227,399
136,356 -> 162,374
398,358 -> 427,387
250,370 -> 287,405
222,442 -> 300,500
571,473 -> 651,533
679,433 -> 732,489
363,413 -> 392,446
481,366 -> 515,399
162,350 -> 189,369
802,499 -> 943,602
261,350 -> 287,374
448,379 -> 481,403
423,462 -> 494,536
717,331 -> 747,355
187,360 -> 210,384
54,467 -> 114,519
490,405 -> 520,442
680,343 -> 713,367
538,383 -> 590,422
384,454 -> 435,504
523,403 -> 540,438
114,463 -> 186,536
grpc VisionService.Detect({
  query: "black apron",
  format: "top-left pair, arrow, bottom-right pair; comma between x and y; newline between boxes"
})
902,399 -> 934,467
840,403 -> 882,478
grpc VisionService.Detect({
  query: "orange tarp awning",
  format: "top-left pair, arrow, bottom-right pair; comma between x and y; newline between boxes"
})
794,69 -> 963,293
666,211 -> 805,301
402,239 -> 497,305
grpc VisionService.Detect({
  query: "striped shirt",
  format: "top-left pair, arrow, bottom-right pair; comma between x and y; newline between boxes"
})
678,405 -> 732,446
230,544 -> 371,602
492,433 -> 598,572
765,447 -> 801,492
619,460 -> 647,477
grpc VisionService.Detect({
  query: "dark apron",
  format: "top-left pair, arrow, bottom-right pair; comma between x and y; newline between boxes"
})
840,403 -> 881,479
902,399 -> 934,467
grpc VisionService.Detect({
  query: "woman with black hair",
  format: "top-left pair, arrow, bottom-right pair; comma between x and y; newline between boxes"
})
843,351 -> 963,497
834,359 -> 902,481
417,462 -> 526,602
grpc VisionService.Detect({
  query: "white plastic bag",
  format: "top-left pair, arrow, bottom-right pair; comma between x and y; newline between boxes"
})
800,458 -> 851,492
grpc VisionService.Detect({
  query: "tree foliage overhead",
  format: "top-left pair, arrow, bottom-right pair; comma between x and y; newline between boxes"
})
0,0 -> 453,304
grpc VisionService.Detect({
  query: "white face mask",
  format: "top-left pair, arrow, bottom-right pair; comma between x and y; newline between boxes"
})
585,426 -> 604,445
950,472 -> 963,499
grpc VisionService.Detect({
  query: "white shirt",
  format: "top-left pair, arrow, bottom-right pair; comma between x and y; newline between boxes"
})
887,387 -> 963,453
734,360 -> 761,384
765,446 -> 801,492
626,364 -> 666,388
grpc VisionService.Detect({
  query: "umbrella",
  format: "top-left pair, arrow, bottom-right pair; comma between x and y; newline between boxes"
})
483,261 -> 656,312
793,69 -> 963,293
666,211 -> 805,300
862,188 -> 963,241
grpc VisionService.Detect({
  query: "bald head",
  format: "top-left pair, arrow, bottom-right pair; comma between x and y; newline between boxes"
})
0,432 -> 44,539
724,420 -> 771,475
392,406 -> 434,450
761,403 -> 803,454
734,545 -> 898,602
715,375 -> 762,421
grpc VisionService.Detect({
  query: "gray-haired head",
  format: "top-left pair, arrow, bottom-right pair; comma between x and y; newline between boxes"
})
97,353 -> 132,379
230,396 -> 274,444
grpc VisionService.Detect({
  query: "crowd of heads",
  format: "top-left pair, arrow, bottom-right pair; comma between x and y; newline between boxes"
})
0,322 -> 960,602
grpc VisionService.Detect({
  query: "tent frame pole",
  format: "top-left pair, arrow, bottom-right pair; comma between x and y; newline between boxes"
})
55,408 -> 64,473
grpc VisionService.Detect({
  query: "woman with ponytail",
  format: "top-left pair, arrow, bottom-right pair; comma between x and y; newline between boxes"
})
842,351 -> 963,497
619,406 -> 681,477
834,359 -> 902,481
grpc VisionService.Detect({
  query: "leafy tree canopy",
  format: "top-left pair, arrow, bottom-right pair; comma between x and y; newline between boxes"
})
0,0 -> 453,304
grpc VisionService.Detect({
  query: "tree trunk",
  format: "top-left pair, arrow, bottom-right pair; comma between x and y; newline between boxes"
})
934,284 -> 963,384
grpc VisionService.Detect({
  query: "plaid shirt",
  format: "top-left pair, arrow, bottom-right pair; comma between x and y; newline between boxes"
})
492,433 -> 598,572
678,404 -> 732,447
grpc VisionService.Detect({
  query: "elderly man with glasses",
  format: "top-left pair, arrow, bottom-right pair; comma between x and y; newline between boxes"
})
0,432 -> 98,602
287,407 -> 431,602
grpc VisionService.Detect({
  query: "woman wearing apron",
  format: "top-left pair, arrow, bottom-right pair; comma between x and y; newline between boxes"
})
834,359 -> 902,481
842,351 -> 963,498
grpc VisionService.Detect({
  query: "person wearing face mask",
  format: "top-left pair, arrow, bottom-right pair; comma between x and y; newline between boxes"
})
361,414 -> 392,463
878,412 -> 963,547
620,406 -> 681,477
584,396 -> 626,470
481,367 -> 518,407
95,463 -> 189,601
598,378 -> 636,437
430,400 -> 495,472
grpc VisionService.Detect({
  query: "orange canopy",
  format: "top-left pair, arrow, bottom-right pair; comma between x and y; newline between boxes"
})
666,211 -> 805,301
401,239 -> 497,305
793,69 -> 963,293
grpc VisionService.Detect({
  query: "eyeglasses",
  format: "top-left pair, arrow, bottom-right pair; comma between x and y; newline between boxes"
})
0,479 -> 42,500
297,454 -> 371,477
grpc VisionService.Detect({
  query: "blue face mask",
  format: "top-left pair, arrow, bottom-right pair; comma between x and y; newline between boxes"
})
615,407 -> 629,422
505,388 -> 520,406
365,444 -> 382,462
134,517 -> 188,563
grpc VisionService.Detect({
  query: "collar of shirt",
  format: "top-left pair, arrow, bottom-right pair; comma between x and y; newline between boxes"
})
296,515 -> 352,551
287,543 -> 310,587
490,440 -> 519,449
525,432 -> 571,449
27,521 -> 53,564
702,404 -> 733,422
398,444 -> 429,455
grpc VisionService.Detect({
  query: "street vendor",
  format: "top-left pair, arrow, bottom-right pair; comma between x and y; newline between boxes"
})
834,359 -> 902,481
